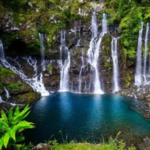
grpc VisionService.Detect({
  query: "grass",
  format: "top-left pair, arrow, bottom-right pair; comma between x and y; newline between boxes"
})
50,141 -> 136,150
46,134 -> 136,150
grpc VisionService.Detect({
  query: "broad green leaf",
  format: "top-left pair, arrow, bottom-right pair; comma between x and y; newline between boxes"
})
8,107 -> 13,121
13,105 -> 30,123
0,136 -> 4,150
4,132 -> 10,148
1,110 -> 8,124
10,128 -> 16,141
14,121 -> 34,132
0,119 -> 8,128
14,106 -> 20,116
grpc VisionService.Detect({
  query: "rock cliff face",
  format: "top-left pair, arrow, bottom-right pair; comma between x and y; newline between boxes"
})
0,14 -> 138,97
41,20 -> 128,94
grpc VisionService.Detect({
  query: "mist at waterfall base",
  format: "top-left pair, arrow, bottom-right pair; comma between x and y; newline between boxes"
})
24,92 -> 150,144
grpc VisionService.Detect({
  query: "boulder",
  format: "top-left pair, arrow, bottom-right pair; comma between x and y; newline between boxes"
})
32,143 -> 51,150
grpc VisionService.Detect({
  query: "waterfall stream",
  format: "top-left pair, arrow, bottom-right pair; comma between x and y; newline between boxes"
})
87,12 -> 107,94
0,40 -> 5,60
102,13 -> 107,34
0,42 -> 49,96
78,50 -> 85,93
143,23 -> 149,85
4,87 -> 10,99
135,22 -> 144,86
59,31 -> 71,92
111,37 -> 120,92
39,33 -> 46,71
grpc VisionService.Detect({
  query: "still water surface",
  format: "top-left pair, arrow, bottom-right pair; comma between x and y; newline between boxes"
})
24,92 -> 150,144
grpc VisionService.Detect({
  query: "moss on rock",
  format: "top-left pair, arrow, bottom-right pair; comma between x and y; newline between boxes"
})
7,82 -> 32,95
15,92 -> 41,104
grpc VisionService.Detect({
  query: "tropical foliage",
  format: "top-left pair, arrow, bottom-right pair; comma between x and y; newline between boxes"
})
0,105 -> 34,150
104,0 -> 150,63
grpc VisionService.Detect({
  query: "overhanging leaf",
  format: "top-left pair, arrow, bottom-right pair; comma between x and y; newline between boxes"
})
4,132 -> 10,148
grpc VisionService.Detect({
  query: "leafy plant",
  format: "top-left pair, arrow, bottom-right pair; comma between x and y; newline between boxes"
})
0,105 -> 34,150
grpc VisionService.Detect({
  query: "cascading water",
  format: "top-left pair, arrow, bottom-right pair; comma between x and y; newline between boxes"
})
59,31 -> 71,91
143,23 -> 149,85
111,37 -> 120,92
0,40 -> 5,60
102,13 -> 107,34
135,22 -> 144,86
87,12 -> 107,94
78,49 -> 85,93
0,96 -> 3,103
39,33 -> 46,71
0,41 -> 49,96
4,87 -> 10,99
0,95 -> 20,106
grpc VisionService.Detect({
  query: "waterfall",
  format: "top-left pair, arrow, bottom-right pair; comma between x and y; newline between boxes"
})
102,13 -> 108,34
87,12 -> 107,94
143,23 -> 149,85
59,31 -> 71,91
111,37 -> 120,92
39,33 -> 46,71
4,87 -> 10,99
0,96 -> 3,103
135,22 -> 144,86
91,12 -> 98,38
76,39 -> 81,48
2,57 -> 49,96
0,41 -> 49,96
78,50 -> 85,93
0,95 -> 21,106
0,40 -> 5,60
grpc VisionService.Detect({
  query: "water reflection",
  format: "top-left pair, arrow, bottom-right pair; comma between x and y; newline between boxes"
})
59,92 -> 72,122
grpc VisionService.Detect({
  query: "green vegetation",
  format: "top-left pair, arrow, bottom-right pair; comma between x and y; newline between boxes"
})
0,67 -> 16,88
0,105 -> 34,150
103,0 -> 150,65
125,73 -> 132,87
7,82 -> 23,90
0,67 -> 16,76
0,0 -> 92,49
49,137 -> 136,150
46,65 -> 53,71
